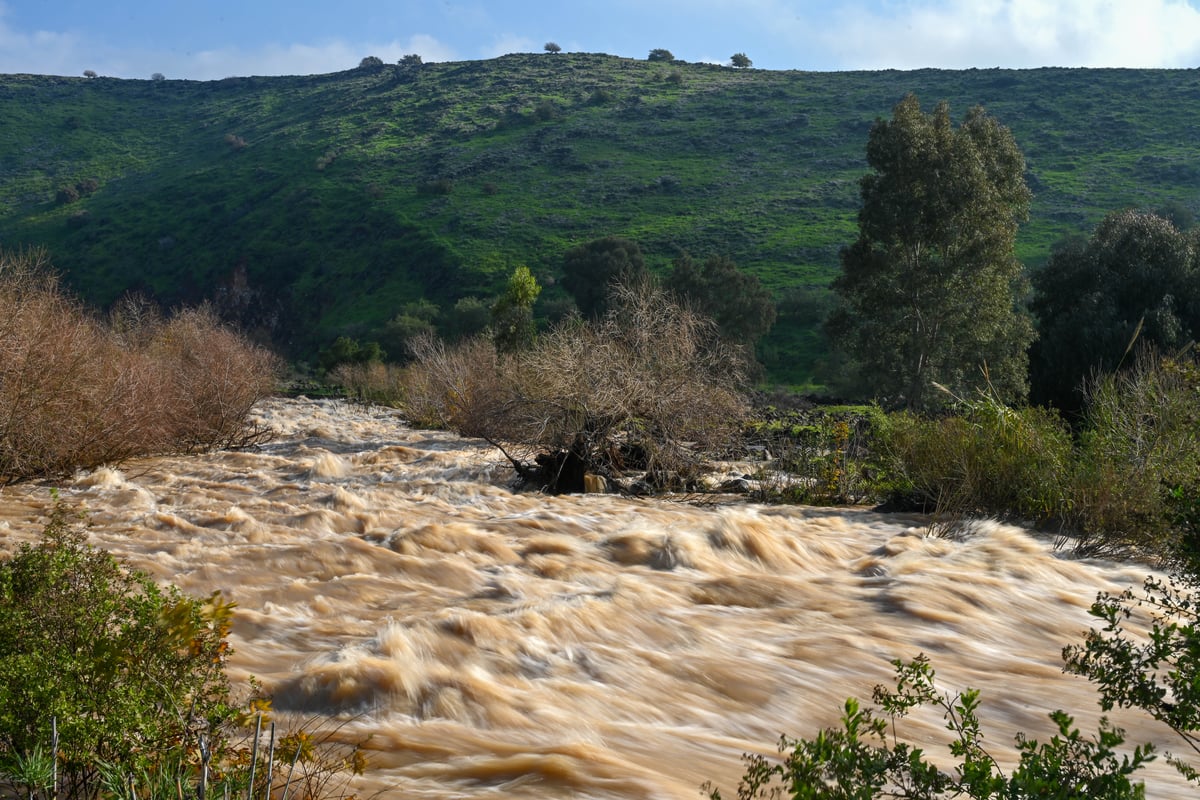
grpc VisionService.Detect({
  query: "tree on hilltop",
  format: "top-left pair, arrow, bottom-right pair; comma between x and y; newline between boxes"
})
648,48 -> 675,62
826,94 -> 1034,411
544,42 -> 562,54
730,52 -> 752,68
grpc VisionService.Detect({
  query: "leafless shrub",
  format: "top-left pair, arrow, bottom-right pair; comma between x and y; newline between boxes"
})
330,361 -> 407,405
148,306 -> 280,451
0,250 -> 124,480
0,250 -> 279,484
402,282 -> 750,493
401,333 -> 515,435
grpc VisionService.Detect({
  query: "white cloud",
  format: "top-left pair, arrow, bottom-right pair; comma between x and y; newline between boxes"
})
183,35 -> 458,79
0,4 -> 88,76
481,33 -> 539,59
821,0 -> 1200,69
0,3 -> 458,79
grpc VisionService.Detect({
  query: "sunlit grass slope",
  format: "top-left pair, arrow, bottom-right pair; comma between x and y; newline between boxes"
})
2,55 -> 1198,385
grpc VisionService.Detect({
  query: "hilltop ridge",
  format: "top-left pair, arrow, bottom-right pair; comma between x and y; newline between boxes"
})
2,53 -> 1198,384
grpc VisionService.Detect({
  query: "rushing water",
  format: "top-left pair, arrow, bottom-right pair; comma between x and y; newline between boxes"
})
0,398 -> 1191,798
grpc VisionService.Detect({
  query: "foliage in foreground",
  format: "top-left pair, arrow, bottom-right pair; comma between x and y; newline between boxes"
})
714,556 -> 1200,799
1064,575 -> 1200,781
0,500 -> 367,800
0,249 -> 279,484
709,656 -> 1153,800
0,499 -> 235,798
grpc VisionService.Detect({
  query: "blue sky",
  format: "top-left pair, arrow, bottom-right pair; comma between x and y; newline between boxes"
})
4,0 -> 1200,80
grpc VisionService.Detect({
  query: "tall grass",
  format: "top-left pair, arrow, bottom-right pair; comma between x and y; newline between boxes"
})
864,351 -> 1200,563
0,249 -> 279,484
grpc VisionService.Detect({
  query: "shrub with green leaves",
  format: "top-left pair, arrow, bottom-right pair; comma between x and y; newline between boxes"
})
1065,351 -> 1200,562
1064,574 -> 1200,785
880,389 -> 1073,527
709,656 -> 1154,800
0,499 -> 237,798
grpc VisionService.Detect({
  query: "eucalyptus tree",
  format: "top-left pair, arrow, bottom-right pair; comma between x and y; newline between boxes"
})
826,94 -> 1034,411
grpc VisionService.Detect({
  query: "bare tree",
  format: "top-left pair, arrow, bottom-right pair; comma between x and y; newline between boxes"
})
402,282 -> 749,493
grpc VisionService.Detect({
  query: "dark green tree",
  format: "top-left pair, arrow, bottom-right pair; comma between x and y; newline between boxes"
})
647,48 -> 674,62
318,336 -> 384,372
358,56 -> 384,69
561,236 -> 648,319
730,52 -> 752,68
444,296 -> 492,342
1030,210 -> 1200,414
378,299 -> 441,359
492,265 -> 541,352
543,42 -> 562,54
665,253 -> 776,348
826,94 -> 1034,411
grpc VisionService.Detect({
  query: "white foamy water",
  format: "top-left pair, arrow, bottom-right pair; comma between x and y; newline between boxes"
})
0,398 -> 1191,798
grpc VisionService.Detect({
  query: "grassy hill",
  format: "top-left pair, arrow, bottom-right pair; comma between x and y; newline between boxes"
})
2,54 -> 1199,386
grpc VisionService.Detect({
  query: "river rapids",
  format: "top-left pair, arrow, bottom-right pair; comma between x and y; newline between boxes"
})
0,397 -> 1190,798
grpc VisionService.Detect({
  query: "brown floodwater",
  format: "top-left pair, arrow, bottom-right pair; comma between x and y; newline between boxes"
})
0,398 -> 1190,798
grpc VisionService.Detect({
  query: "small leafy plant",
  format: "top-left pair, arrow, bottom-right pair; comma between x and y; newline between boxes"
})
708,656 -> 1153,800
0,498 -> 369,800
1064,574 -> 1200,783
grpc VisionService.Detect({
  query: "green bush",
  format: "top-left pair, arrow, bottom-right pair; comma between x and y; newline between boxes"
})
0,500 -> 372,800
708,655 -> 1153,800
0,498 -> 237,798
880,390 -> 1073,530
1065,351 -> 1200,562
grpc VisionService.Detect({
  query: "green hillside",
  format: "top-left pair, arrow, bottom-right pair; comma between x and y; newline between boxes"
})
2,54 -> 1199,386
